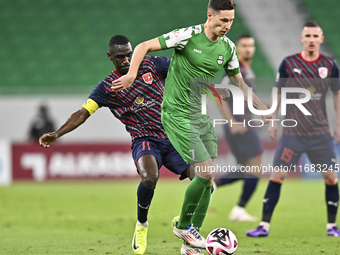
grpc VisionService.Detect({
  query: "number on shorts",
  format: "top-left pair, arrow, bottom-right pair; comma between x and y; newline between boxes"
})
280,147 -> 293,163
142,141 -> 151,151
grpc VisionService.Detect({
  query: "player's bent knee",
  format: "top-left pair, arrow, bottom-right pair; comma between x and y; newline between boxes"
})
141,173 -> 159,188
137,154 -> 159,188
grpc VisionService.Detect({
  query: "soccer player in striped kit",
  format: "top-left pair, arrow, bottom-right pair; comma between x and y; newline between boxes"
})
39,35 -> 197,255
246,21 -> 340,237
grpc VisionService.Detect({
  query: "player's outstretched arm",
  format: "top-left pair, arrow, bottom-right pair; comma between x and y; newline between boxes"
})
112,38 -> 162,91
333,90 -> 340,145
228,72 -> 272,124
39,108 -> 90,148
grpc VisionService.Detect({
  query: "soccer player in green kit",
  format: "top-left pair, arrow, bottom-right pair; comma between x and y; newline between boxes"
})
113,0 -> 271,253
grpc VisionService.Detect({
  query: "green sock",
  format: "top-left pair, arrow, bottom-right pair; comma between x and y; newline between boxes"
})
191,185 -> 212,231
177,176 -> 211,229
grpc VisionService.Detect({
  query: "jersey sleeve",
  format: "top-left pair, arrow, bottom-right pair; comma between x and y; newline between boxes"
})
275,60 -> 288,89
223,42 -> 240,76
158,26 -> 195,50
82,81 -> 109,114
330,60 -> 340,92
82,99 -> 99,115
152,56 -> 171,80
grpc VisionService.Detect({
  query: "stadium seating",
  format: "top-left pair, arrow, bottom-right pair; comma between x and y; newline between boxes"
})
0,0 -> 273,95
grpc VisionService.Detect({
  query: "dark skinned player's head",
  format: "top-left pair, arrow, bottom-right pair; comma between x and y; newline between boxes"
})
107,35 -> 132,75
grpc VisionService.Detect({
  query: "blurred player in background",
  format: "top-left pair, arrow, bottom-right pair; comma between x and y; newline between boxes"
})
28,104 -> 55,142
112,0 -> 271,253
215,34 -> 261,222
246,21 -> 340,237
39,35 -> 198,255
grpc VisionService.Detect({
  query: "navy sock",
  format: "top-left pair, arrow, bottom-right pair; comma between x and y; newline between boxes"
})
262,180 -> 282,223
325,183 -> 339,224
214,170 -> 244,187
238,175 -> 259,207
137,181 -> 155,223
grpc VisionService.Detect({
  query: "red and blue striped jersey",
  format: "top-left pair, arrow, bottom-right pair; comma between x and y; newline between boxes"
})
89,55 -> 170,140
276,53 -> 340,136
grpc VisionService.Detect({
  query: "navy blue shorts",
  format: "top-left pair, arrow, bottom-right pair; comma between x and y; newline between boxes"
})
224,126 -> 263,164
131,137 -> 190,178
273,134 -> 336,168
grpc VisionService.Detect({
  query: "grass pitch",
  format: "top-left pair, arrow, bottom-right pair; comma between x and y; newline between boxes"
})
0,179 -> 339,254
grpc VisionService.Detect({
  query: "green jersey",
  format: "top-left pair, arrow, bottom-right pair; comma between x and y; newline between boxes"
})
158,24 -> 240,116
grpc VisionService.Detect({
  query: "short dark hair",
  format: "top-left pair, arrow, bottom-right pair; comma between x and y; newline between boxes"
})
236,34 -> 254,44
208,0 -> 236,12
109,35 -> 130,48
303,21 -> 322,30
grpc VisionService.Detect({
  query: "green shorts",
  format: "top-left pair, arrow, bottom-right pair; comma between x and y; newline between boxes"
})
161,111 -> 217,164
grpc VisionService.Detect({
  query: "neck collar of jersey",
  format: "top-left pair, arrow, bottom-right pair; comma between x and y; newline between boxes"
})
298,52 -> 321,63
114,69 -> 122,77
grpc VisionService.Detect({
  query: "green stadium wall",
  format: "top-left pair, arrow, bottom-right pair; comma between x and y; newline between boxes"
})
0,0 -> 274,95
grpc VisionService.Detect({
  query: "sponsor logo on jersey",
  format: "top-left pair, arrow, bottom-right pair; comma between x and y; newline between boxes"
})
305,87 -> 322,100
193,48 -> 202,54
142,72 -> 153,84
193,25 -> 202,34
293,68 -> 302,75
318,67 -> 328,79
217,55 -> 224,65
135,95 -> 144,105
307,87 -> 316,94
131,98 -> 157,113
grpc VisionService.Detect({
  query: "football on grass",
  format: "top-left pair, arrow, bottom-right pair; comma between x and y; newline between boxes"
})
206,228 -> 238,255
